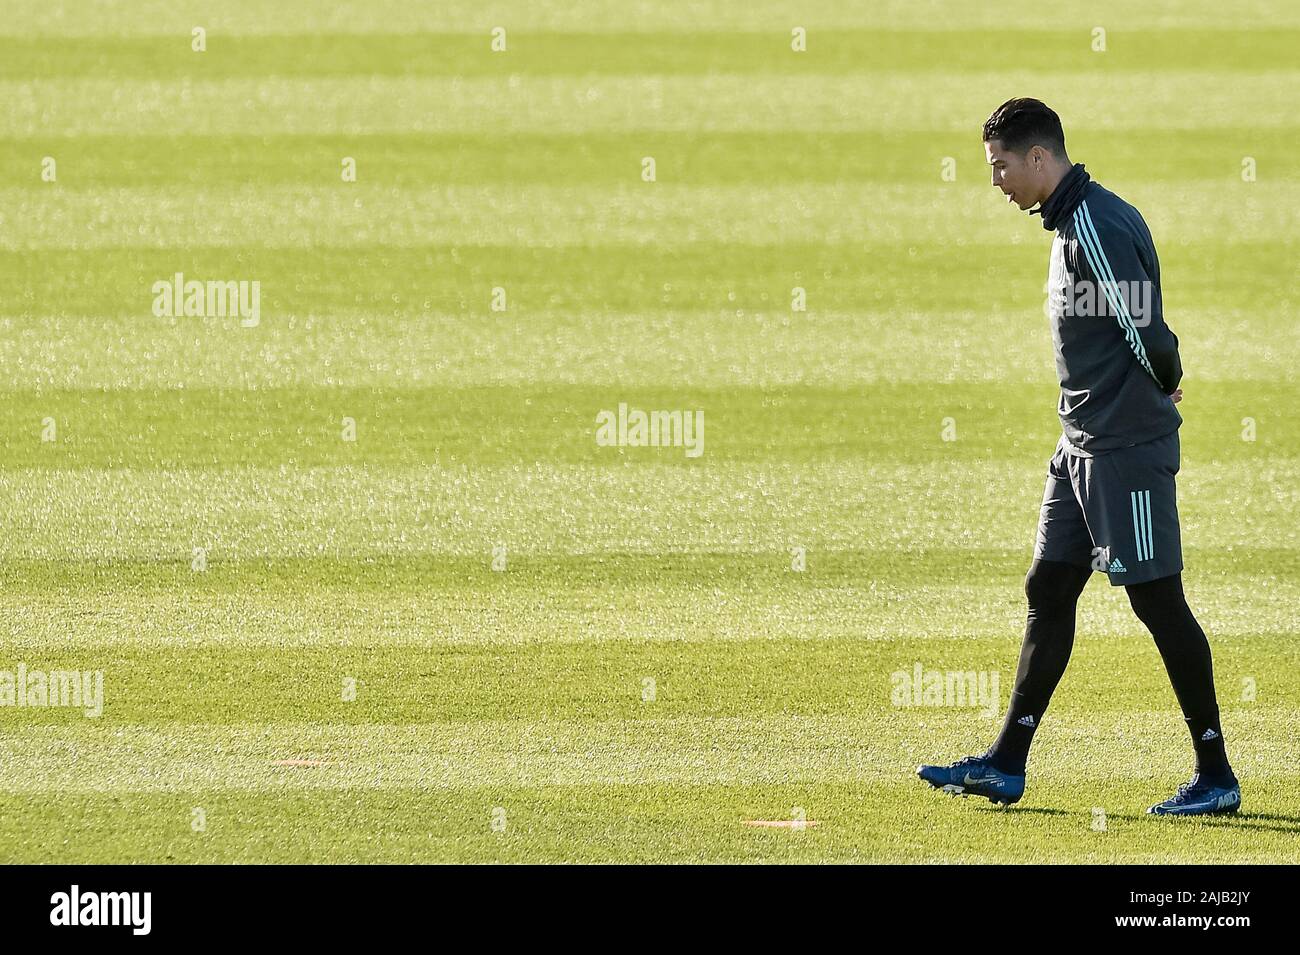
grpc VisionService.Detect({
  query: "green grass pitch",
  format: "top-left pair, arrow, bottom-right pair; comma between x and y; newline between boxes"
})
0,1 -> 1296,863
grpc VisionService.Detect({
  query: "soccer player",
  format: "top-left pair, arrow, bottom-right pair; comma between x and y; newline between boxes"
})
916,98 -> 1241,816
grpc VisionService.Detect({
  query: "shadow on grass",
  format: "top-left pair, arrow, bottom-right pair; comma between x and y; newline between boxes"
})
975,805 -> 1074,817
1077,811 -> 1300,834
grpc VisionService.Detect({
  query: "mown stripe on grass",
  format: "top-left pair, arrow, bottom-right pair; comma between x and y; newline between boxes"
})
3,183 -> 1294,250
3,72 -> 1296,136
2,242 -> 1288,329
2,129 -> 1295,186
0,710 -> 1293,794
2,779 -> 1295,864
1,553 -> 1297,650
3,0 -> 1290,38
0,460 -> 1294,561
0,306 -> 1288,390
0,634 -> 1290,724
0,384 -> 1294,468
4,30 -> 1298,79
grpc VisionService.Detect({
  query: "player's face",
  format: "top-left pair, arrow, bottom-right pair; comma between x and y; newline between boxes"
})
985,139 -> 1039,211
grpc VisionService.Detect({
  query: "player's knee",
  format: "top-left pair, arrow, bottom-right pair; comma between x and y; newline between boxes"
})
1126,573 -> 1186,623
1025,560 -> 1086,612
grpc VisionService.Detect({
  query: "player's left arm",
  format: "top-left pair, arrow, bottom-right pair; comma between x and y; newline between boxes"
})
1074,204 -> 1183,395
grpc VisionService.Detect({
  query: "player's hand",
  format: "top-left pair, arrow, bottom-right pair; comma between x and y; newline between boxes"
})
1171,388 -> 1183,404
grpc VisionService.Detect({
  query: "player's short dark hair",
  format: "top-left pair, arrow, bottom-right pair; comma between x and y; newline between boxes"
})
982,98 -> 1068,158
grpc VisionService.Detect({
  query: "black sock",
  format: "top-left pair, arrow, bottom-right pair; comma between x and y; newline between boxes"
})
987,692 -> 1042,775
987,560 -> 1092,775
1127,574 -> 1233,779
1185,710 -> 1232,781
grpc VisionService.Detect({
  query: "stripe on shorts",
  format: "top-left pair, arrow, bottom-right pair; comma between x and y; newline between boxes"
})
1130,489 -> 1154,562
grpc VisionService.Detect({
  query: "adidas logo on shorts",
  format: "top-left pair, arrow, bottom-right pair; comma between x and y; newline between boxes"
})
1108,557 -> 1127,573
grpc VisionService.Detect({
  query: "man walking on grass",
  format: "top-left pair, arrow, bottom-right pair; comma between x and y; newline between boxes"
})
916,98 -> 1241,816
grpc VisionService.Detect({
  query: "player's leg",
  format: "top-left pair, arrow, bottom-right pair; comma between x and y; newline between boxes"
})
917,438 -> 1094,804
1126,572 -> 1233,778
985,557 -> 1092,775
1128,572 -> 1240,814
1081,430 -> 1239,814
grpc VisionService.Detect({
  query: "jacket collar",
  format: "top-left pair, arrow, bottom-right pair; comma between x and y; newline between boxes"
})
1031,162 -> 1090,232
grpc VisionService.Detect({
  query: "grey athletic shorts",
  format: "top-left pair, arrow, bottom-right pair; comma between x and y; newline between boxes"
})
1034,430 -> 1183,586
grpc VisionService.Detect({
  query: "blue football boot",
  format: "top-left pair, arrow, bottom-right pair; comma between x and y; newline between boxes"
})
1147,773 -> 1241,816
916,753 -> 1025,806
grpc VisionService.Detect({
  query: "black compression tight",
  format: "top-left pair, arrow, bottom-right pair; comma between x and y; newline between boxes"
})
1125,573 -> 1231,776
987,561 -> 1231,777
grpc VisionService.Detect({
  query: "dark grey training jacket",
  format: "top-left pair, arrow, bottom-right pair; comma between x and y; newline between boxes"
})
1033,162 -> 1183,456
